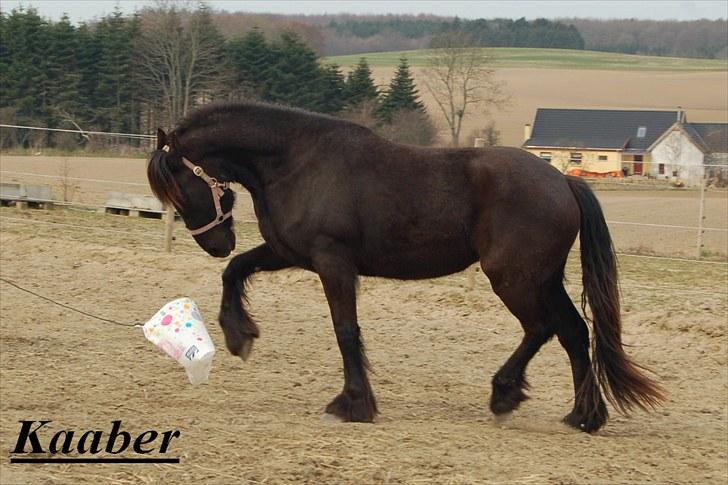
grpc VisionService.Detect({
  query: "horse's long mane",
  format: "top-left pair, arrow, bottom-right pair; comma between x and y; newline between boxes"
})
174,101 -> 358,138
147,148 -> 183,208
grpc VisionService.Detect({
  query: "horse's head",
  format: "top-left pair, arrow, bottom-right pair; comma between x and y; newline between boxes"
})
147,128 -> 236,258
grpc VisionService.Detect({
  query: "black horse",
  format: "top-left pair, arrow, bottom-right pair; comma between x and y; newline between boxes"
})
148,102 -> 662,432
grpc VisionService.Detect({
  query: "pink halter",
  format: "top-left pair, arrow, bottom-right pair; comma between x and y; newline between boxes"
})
162,145 -> 233,236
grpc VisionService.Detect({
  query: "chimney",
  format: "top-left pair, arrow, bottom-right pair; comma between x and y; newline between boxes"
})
676,106 -> 685,124
524,123 -> 532,142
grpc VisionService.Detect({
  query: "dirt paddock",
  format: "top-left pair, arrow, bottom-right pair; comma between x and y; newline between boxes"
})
0,196 -> 726,483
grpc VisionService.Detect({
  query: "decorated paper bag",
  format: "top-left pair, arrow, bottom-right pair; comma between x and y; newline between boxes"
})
143,298 -> 215,385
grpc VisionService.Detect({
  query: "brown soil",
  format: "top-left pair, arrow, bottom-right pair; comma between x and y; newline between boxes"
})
370,67 -> 728,146
0,204 -> 726,484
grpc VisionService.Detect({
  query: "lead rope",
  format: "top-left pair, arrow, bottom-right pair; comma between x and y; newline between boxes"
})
0,277 -> 141,328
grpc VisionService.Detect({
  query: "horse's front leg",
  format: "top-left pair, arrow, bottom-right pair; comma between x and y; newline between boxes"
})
219,243 -> 290,360
312,243 -> 378,422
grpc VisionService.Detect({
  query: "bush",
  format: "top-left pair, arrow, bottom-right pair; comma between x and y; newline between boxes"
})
376,109 -> 437,146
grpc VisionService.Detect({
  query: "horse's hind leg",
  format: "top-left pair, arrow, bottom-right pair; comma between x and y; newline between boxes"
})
551,284 -> 608,432
486,262 -> 608,432
486,271 -> 555,416
219,243 -> 291,360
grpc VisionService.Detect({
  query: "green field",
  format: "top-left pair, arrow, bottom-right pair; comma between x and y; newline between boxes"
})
325,47 -> 728,71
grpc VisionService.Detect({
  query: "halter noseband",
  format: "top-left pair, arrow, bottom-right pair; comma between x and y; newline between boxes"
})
162,145 -> 233,236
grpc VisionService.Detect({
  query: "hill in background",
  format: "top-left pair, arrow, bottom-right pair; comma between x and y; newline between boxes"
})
211,11 -> 727,60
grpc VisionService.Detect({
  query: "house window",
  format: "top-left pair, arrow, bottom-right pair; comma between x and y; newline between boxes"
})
598,155 -> 608,161
658,164 -> 665,175
539,152 -> 552,162
570,152 -> 583,164
637,126 -> 647,138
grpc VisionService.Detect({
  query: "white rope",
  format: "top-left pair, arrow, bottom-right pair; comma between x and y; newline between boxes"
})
614,252 -> 728,265
0,124 -> 154,139
608,220 -> 727,233
1,171 -> 148,187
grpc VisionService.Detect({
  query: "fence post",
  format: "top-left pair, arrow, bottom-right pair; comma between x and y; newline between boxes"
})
696,174 -> 706,259
164,204 -> 174,252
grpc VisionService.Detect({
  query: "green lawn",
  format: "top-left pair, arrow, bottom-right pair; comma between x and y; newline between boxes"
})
325,47 -> 728,71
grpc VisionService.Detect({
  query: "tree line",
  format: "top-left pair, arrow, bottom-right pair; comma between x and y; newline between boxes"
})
215,12 -> 726,59
0,5 -> 436,151
329,16 -> 585,50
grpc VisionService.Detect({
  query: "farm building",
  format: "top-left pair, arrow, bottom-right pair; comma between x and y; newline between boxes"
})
649,122 -> 728,185
522,108 -> 727,185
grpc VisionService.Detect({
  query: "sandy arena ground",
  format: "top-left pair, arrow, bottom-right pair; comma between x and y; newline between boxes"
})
0,192 -> 726,484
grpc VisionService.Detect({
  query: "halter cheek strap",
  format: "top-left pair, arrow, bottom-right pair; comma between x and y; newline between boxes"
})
170,157 -> 232,238
160,145 -> 233,235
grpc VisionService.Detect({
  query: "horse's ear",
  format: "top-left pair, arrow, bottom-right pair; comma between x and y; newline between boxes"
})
156,128 -> 167,150
169,131 -> 179,150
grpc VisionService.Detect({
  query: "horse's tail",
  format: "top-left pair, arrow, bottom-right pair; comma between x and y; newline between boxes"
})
566,176 -> 664,413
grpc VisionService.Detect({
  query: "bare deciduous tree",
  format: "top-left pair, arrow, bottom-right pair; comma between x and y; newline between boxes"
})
423,33 -> 509,147
137,1 -> 228,128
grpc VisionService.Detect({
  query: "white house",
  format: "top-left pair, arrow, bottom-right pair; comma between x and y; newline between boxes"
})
650,122 -> 728,186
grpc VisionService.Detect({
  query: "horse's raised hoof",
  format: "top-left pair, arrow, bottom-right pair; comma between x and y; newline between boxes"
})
325,391 -> 377,423
222,327 -> 257,361
562,406 -> 607,433
238,338 -> 254,361
490,378 -> 529,415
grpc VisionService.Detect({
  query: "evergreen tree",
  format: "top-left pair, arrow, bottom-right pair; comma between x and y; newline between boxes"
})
316,63 -> 346,114
1,8 -> 51,124
95,9 -> 139,133
266,31 -> 324,111
375,57 -> 424,122
226,26 -> 273,99
344,58 -> 379,108
185,3 -> 229,107
75,22 -> 101,123
0,12 -> 10,112
46,15 -> 83,122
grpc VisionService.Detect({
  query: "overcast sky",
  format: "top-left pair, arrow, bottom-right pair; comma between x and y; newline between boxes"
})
2,0 -> 727,23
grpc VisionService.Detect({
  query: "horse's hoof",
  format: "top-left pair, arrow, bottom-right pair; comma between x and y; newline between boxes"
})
239,338 -> 254,361
562,411 -> 605,433
490,386 -> 528,415
325,392 -> 377,423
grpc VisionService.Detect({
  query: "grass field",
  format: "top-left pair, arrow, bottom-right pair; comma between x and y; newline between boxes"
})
326,47 -> 728,71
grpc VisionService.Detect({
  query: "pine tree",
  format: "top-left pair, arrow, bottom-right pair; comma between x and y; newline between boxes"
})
266,31 -> 325,111
95,9 -> 137,132
46,15 -> 83,122
75,22 -> 101,123
226,26 -> 273,99
1,7 -> 51,124
375,57 -> 425,122
185,3 -> 228,107
316,63 -> 346,114
344,58 -> 379,108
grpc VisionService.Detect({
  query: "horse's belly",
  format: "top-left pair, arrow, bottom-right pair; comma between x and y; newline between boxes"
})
357,243 -> 478,280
